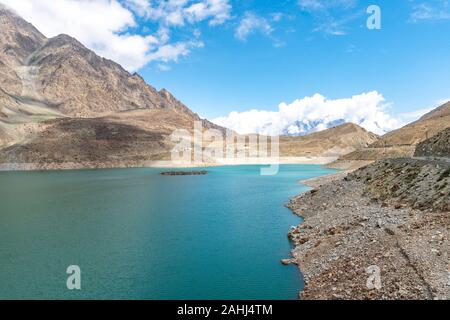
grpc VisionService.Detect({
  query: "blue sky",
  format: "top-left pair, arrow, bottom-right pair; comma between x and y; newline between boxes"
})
137,0 -> 450,120
2,0 -> 450,134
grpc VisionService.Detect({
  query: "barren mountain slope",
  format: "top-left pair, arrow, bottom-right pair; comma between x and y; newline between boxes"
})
371,101 -> 450,148
414,127 -> 450,158
0,6 -> 227,168
29,34 -> 202,118
280,123 -> 379,157
0,6 -> 424,169
330,102 -> 450,168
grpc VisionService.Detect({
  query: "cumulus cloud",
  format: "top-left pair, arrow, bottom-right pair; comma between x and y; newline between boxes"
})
213,92 -> 414,136
0,0 -> 232,71
235,12 -> 273,41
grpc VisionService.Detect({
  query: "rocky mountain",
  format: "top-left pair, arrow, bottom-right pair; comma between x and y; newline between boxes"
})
330,101 -> 450,168
371,101 -> 450,148
280,123 -> 379,157
0,6 -> 199,118
28,34 -> 201,118
0,6 -> 386,170
0,6 -> 46,94
0,6 -> 225,169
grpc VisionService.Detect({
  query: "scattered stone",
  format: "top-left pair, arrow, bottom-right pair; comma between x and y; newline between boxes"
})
287,158 -> 450,300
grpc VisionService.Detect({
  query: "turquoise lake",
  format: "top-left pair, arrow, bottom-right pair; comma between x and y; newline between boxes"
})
0,165 -> 336,300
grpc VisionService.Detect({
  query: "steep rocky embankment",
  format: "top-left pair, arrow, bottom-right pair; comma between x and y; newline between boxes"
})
415,128 -> 450,159
287,158 -> 449,300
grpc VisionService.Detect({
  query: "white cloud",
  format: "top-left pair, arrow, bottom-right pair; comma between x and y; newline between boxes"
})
271,12 -> 284,22
436,98 -> 450,106
298,0 -> 356,12
126,0 -> 231,26
157,63 -> 172,72
397,108 -> 433,123
185,0 -> 232,26
298,0 -> 326,11
213,92 -> 411,136
410,1 -> 450,22
235,12 -> 273,41
398,98 -> 450,123
298,0 -> 359,36
0,0 -> 232,72
146,40 -> 204,63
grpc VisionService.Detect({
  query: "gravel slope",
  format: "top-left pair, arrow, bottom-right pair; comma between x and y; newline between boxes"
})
287,158 -> 449,300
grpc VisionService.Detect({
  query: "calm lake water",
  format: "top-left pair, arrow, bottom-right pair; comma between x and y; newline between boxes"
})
0,165 -> 335,300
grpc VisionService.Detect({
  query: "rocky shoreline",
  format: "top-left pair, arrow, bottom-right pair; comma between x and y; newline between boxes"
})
286,158 -> 449,300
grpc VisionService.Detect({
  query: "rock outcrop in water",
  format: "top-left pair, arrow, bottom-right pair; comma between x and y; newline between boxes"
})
161,171 -> 208,176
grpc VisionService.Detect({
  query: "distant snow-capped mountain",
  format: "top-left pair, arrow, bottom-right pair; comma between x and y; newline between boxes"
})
213,92 -> 404,136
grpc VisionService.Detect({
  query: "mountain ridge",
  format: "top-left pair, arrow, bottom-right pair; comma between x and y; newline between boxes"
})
0,7 -> 399,169
330,101 -> 450,169
280,122 -> 379,158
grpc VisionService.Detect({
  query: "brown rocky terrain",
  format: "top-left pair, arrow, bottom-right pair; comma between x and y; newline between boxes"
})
415,127 -> 450,158
280,123 -> 379,158
0,7 -> 381,169
0,6 -> 200,119
287,158 -> 449,300
372,102 -> 450,148
0,6 -> 227,169
330,101 -> 450,169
